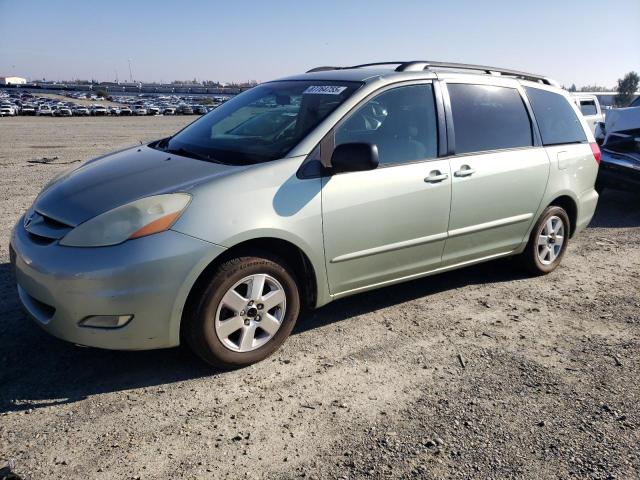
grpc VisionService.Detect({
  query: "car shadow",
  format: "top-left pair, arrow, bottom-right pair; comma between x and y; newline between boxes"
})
0,257 -> 525,414
588,188 -> 640,228
1,187 -> 637,413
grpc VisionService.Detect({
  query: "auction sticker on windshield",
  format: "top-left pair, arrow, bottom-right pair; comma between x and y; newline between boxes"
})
303,85 -> 348,95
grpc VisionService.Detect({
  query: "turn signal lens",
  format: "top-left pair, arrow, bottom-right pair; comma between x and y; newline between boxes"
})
129,211 -> 183,239
590,142 -> 601,165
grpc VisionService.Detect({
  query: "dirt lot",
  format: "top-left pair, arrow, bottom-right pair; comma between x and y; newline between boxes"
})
0,116 -> 638,479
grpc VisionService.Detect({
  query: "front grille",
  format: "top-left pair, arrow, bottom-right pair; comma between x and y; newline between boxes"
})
27,231 -> 57,245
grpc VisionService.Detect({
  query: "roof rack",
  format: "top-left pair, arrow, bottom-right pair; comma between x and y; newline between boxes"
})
305,61 -> 559,87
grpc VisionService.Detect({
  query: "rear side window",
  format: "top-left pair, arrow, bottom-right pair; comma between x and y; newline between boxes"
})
579,100 -> 598,116
525,87 -> 587,145
448,84 -> 533,154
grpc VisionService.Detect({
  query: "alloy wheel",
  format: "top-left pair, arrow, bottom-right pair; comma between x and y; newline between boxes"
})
214,274 -> 287,352
537,215 -> 565,265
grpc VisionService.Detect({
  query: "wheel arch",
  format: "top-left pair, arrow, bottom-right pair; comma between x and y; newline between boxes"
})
548,194 -> 578,237
179,236 -> 322,344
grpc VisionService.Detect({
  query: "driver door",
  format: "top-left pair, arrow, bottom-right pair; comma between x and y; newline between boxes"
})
321,83 -> 452,296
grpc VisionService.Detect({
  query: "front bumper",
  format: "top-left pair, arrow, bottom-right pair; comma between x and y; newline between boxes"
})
10,218 -> 225,350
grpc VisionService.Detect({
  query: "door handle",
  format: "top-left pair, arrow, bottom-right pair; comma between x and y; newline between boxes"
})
454,165 -> 476,177
424,171 -> 449,183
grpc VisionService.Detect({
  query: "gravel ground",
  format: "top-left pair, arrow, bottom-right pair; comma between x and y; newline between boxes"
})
0,117 -> 639,480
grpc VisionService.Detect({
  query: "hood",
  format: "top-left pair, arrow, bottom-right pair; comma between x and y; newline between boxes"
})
604,107 -> 640,134
34,145 -> 239,226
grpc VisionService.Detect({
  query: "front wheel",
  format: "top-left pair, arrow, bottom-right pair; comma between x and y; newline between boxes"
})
184,255 -> 300,369
518,206 -> 570,275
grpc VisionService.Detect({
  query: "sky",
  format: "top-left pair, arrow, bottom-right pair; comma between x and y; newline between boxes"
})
1,0 -> 638,88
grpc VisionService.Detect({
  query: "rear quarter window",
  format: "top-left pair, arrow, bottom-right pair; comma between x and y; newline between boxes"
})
448,84 -> 533,155
525,87 -> 587,145
579,100 -> 598,116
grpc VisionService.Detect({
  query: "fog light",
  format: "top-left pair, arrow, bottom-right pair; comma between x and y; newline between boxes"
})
79,315 -> 133,329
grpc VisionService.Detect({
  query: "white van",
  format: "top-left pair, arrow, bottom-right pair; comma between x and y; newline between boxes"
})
571,94 -> 603,134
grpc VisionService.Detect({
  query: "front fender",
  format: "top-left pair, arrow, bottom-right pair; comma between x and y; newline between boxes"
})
172,156 -> 331,308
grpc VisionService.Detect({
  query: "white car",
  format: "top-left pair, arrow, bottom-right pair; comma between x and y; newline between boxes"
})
36,105 -> 54,116
133,106 -> 147,115
571,94 -> 604,135
0,104 -> 16,116
91,105 -> 108,116
55,107 -> 73,117
163,106 -> 176,115
147,106 -> 161,115
73,106 -> 90,116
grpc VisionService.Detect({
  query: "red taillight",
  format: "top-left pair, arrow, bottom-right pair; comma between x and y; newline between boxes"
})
590,142 -> 601,165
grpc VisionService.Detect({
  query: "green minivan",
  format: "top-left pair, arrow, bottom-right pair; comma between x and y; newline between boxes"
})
11,61 -> 600,368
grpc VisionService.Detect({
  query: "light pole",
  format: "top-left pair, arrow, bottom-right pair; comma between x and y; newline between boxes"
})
128,59 -> 134,83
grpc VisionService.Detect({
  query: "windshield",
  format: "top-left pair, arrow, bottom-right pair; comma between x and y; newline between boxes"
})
156,80 -> 361,165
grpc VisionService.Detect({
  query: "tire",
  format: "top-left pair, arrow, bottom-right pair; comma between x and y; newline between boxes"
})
518,206 -> 570,275
184,255 -> 300,369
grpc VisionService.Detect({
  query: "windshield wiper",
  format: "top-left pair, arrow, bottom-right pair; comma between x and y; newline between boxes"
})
164,147 -> 220,163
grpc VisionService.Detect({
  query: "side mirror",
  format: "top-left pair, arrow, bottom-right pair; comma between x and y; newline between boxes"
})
330,143 -> 379,174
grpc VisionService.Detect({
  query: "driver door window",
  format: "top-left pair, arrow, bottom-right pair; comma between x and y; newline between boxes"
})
335,84 -> 438,166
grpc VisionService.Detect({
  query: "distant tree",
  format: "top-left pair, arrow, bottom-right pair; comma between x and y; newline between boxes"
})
615,71 -> 639,106
579,85 -> 609,92
227,80 -> 259,89
95,89 -> 108,98
569,83 -> 577,92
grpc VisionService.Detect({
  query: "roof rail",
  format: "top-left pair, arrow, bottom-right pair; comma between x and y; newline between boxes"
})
306,66 -> 342,73
305,61 -> 559,87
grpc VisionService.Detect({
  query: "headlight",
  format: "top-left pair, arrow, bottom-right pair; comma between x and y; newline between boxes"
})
60,193 -> 191,247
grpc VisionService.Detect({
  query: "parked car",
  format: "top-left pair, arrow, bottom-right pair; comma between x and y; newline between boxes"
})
91,105 -> 108,116
20,104 -> 36,116
54,107 -> 73,117
10,61 -> 600,368
594,105 -> 640,145
73,106 -> 90,116
36,105 -> 54,116
119,106 -> 132,116
0,104 -> 16,116
109,106 -> 120,115
147,106 -> 161,115
593,103 -> 640,193
163,106 -> 176,115
193,105 -> 208,115
178,104 -> 194,115
596,134 -> 640,194
133,106 -> 147,115
571,94 -> 603,135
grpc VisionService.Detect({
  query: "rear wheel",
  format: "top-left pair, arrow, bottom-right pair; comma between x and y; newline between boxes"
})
519,206 -> 570,275
185,255 -> 300,369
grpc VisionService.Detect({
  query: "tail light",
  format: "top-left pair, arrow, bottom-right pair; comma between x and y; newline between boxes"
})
590,142 -> 601,165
